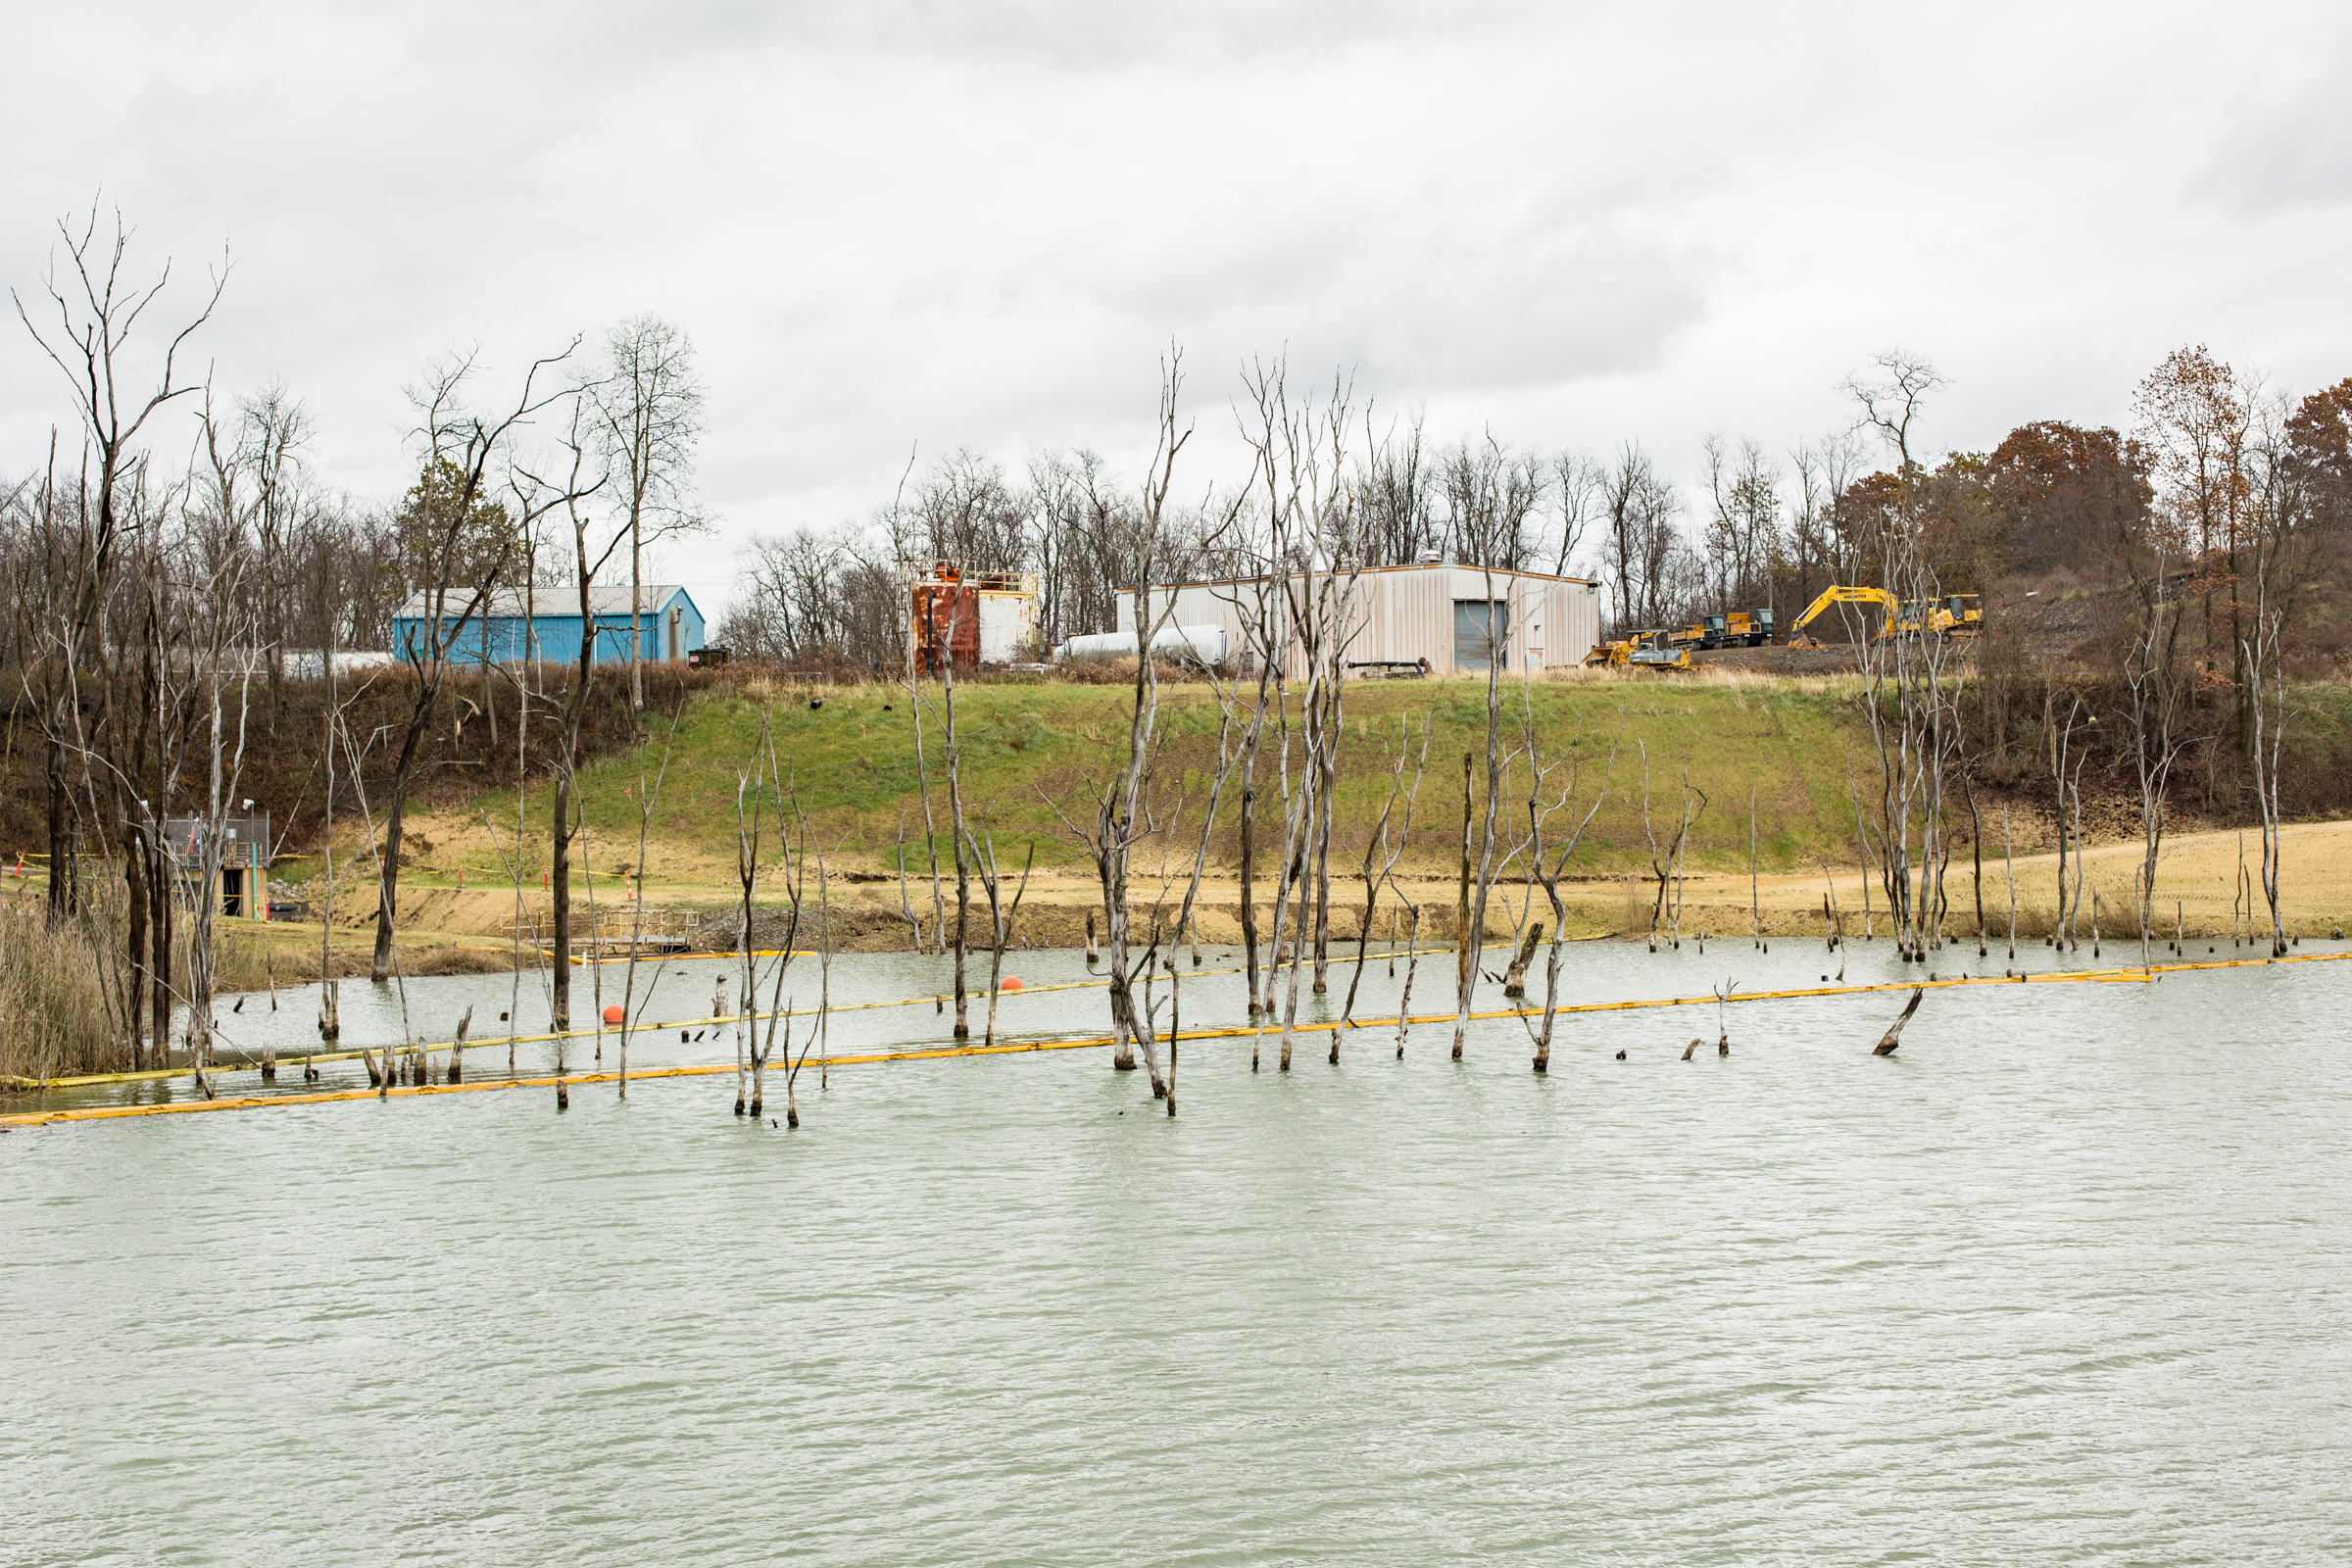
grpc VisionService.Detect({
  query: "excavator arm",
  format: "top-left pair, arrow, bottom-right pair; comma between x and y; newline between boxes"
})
1788,585 -> 1896,641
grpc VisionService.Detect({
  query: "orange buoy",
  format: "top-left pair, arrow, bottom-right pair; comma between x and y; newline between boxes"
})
602,1003 -> 624,1025
1001,976 -> 1022,992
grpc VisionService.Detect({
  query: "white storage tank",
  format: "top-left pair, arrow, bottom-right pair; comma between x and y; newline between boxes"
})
1053,624 -> 1232,668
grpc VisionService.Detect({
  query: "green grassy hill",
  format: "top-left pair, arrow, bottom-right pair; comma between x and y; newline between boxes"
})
434,672 -> 1890,885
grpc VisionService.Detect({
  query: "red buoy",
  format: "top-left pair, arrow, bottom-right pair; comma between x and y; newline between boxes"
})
1001,976 -> 1022,992
602,1003 -> 624,1025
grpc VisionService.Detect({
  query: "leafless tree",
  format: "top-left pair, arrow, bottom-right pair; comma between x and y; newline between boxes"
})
1599,442 -> 1681,631
2123,601 -> 2193,968
1519,713 -> 1616,1071
1548,450 -> 1602,577
1236,357 -> 1365,1070
517,389 -> 618,1028
1044,350 -> 1208,1080
591,317 -> 705,710
1703,434 -> 1784,613
13,206 -> 222,925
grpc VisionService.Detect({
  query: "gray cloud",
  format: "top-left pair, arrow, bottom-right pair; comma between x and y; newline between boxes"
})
5,0 -> 2350,612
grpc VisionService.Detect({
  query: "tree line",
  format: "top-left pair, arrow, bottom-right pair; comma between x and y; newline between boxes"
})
720,355 -> 2352,668
3,208 -> 710,1084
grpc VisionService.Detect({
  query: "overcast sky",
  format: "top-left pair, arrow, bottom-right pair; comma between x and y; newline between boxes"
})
6,0 -> 2348,610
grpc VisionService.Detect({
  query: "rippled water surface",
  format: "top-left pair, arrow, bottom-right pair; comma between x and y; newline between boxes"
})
7,940 -> 2351,1565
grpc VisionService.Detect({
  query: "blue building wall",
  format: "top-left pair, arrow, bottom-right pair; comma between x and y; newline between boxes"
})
392,588 -> 705,667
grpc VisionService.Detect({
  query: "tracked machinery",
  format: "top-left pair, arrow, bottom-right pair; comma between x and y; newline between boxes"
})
1787,586 -> 1982,649
1667,608 -> 1777,651
1583,627 -> 1691,671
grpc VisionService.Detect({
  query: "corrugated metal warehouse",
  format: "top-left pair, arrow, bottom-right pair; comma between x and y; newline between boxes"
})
1114,564 -> 1603,678
391,584 -> 706,666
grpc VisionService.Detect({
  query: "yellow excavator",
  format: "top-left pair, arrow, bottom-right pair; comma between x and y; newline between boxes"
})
1788,587 -> 1983,648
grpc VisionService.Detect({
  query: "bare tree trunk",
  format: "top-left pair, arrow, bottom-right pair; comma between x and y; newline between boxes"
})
1239,739 -> 1260,1013
1395,905 -> 1422,1058
944,652 -> 971,1037
2004,807 -> 2017,959
1453,752 -> 1474,1037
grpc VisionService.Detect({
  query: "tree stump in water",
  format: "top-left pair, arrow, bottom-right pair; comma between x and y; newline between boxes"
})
1502,924 -> 1543,998
1874,988 -> 1925,1055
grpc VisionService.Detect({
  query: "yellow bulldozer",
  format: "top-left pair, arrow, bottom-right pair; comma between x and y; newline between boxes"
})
1583,628 -> 1691,671
1787,587 -> 1982,649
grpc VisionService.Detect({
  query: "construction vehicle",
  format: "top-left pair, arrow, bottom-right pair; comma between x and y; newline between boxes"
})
1667,607 -> 1776,651
1788,586 -> 1983,648
1582,629 -> 1691,671
1627,628 -> 1692,671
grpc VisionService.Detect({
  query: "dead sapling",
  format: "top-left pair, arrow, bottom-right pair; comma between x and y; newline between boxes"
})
1337,710 -> 1430,1063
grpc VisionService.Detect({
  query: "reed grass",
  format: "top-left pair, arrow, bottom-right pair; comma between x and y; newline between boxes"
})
0,897 -> 117,1081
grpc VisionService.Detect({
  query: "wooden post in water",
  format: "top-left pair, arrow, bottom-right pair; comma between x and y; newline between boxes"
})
447,1005 -> 471,1083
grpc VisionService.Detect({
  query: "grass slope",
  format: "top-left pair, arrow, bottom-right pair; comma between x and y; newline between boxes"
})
389,672 -> 1885,893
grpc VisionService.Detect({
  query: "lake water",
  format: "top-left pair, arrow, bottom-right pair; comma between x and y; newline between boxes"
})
6,937 -> 2350,1564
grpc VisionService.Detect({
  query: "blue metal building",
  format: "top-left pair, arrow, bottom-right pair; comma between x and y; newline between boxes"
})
390,583 -> 706,666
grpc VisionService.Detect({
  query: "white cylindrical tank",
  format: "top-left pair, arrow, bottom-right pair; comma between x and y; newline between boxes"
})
1054,624 -> 1231,667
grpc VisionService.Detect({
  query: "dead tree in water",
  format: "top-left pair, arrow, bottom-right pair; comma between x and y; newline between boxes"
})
526,398 -> 619,1035
179,612 -> 259,1100
1442,434 -> 1541,1061
1338,711 -> 1431,1061
1043,352 -> 1206,1075
779,793 -> 837,1127
612,690 -> 687,1099
2243,555 -> 2292,956
1394,904 -> 1423,1058
1232,356 -> 1364,1069
1521,716 -> 1617,1073
1218,579 -> 1281,1015
971,832 -> 1036,1049
732,709 -> 773,1114
940,607 -> 974,1037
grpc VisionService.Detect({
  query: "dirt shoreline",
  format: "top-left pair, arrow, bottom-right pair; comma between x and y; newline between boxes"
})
240,820 -> 2350,980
